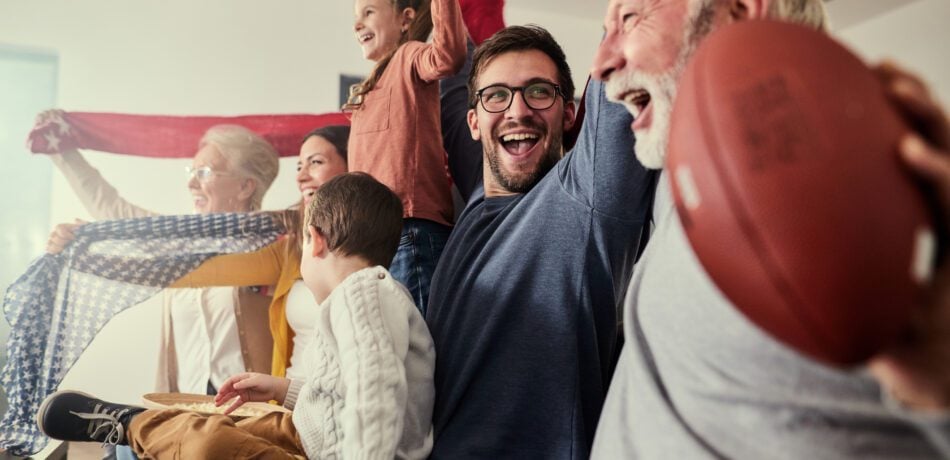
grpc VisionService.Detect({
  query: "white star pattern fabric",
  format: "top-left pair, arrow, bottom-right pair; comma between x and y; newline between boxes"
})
42,132 -> 60,151
0,213 -> 283,455
49,113 -> 71,136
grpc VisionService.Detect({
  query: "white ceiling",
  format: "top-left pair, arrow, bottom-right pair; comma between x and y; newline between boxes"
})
508,0 -> 608,22
508,0 -> 922,30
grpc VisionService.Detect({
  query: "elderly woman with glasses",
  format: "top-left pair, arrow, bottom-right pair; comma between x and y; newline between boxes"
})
47,124 -> 280,398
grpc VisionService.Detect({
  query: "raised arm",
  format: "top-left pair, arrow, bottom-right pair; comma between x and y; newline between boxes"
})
441,41 -> 483,202
51,149 -> 156,219
562,77 -> 656,222
412,0 -> 466,83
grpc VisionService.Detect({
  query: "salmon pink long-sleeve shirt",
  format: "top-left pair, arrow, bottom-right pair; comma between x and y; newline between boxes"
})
348,0 -> 467,226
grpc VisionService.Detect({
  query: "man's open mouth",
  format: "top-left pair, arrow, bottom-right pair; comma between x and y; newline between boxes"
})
623,89 -> 652,118
499,132 -> 541,156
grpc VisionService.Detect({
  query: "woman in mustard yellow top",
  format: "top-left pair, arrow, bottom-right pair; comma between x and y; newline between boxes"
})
173,126 -> 350,378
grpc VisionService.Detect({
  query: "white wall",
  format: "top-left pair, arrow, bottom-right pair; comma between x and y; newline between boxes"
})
833,0 -> 950,106
506,6 -> 603,98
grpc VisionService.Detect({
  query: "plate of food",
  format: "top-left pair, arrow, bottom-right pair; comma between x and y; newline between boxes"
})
142,393 -> 290,419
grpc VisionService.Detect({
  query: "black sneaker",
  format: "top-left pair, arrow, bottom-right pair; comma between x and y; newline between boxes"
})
35,390 -> 145,446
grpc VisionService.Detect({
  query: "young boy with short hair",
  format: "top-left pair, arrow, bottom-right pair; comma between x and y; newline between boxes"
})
36,172 -> 437,459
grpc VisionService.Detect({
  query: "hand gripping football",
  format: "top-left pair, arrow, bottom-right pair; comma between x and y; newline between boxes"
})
667,20 -> 936,365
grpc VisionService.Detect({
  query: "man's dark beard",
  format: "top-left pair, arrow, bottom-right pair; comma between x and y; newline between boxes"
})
484,129 -> 563,194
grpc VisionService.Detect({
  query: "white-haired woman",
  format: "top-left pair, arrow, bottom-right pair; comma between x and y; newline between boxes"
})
47,122 -> 280,396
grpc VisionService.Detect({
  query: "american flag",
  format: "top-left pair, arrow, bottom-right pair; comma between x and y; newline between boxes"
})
0,212 -> 284,455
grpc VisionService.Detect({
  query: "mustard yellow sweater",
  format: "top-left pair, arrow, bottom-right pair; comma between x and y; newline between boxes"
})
171,237 -> 299,377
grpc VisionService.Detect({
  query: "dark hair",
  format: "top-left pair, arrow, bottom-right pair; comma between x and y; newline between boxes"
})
270,124 -> 354,261
302,125 -> 351,163
305,172 -> 404,267
344,0 -> 433,111
468,25 -> 575,109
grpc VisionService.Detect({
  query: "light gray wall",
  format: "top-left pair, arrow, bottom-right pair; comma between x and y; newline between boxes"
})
834,0 -> 950,105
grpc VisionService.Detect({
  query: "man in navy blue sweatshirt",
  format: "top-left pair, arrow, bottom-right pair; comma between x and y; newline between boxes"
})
427,25 -> 655,458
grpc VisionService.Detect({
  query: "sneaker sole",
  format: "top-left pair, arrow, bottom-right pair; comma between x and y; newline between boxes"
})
35,389 -> 96,438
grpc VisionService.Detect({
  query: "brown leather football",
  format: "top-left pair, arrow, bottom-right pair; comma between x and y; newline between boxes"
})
667,20 -> 936,365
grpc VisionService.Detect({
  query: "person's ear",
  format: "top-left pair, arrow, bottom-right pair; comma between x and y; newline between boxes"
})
237,179 -> 256,202
562,99 -> 577,133
307,226 -> 328,257
400,7 -> 416,32
467,108 -> 482,141
729,0 -> 769,22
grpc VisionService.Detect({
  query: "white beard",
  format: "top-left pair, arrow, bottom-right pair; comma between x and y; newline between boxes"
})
606,69 -> 679,170
604,0 -> 711,170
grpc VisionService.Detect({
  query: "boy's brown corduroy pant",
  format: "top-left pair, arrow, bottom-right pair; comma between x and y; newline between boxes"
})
127,409 -> 306,459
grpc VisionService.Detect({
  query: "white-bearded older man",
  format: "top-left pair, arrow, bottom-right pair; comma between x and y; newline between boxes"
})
590,0 -> 950,458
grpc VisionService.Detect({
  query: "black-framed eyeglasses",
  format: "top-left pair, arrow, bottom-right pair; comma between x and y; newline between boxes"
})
474,82 -> 563,113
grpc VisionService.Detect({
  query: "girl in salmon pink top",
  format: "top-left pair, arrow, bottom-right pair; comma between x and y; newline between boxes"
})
346,0 -> 466,315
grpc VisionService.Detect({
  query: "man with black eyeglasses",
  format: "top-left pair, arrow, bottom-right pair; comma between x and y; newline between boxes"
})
425,25 -> 655,458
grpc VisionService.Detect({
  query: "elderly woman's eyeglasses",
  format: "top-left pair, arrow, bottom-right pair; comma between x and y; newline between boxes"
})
185,166 -> 232,182
474,82 -> 563,113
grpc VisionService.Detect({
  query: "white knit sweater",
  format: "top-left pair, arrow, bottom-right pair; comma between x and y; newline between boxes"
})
283,266 -> 435,459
